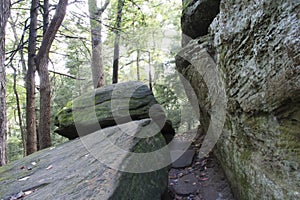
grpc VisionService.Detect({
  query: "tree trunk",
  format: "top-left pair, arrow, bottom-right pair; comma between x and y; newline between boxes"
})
112,0 -> 124,84
35,0 -> 50,150
0,0 -> 10,166
35,0 -> 68,150
37,56 -> 51,149
12,67 -> 26,156
10,16 -> 27,157
43,0 -> 49,34
9,15 -> 27,76
26,0 -> 38,155
136,49 -> 140,81
88,0 -> 109,88
148,51 -> 152,91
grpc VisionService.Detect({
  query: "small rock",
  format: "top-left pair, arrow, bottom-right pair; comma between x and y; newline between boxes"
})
178,172 -> 184,177
171,149 -> 195,168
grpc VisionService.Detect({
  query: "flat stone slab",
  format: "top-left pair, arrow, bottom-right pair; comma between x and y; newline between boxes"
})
173,174 -> 199,195
0,119 -> 169,200
168,140 -> 192,151
171,149 -> 195,168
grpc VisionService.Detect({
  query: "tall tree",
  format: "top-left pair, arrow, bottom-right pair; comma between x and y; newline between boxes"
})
136,49 -> 140,81
9,16 -> 27,156
11,65 -> 26,156
0,0 -> 10,166
26,0 -> 38,155
43,0 -> 49,34
88,0 -> 109,88
112,0 -> 124,83
35,0 -> 68,150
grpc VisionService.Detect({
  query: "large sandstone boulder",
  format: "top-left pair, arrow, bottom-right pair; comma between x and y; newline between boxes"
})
177,0 -> 300,199
0,119 -> 169,200
54,81 -> 174,142
181,0 -> 220,46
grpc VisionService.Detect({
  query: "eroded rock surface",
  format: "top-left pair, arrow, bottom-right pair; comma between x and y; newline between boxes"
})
54,81 -> 174,143
0,119 -> 168,200
181,0 -> 220,46
177,0 -> 300,199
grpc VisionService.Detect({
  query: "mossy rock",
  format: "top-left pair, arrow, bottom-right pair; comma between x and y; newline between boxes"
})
54,81 -> 161,139
0,119 -> 169,200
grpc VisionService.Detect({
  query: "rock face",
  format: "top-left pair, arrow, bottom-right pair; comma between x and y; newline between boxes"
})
0,119 -> 169,200
54,81 -> 174,142
181,0 -> 220,46
177,0 -> 300,199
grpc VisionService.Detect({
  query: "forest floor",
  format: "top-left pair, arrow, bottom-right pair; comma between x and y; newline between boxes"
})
167,133 -> 235,200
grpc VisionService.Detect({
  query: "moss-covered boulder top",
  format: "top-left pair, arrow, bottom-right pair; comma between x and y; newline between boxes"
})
0,119 -> 169,200
54,81 -> 162,139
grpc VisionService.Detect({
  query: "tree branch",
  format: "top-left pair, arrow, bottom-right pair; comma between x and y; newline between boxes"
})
98,0 -> 110,14
35,0 -> 68,67
49,70 -> 85,80
128,0 -> 145,23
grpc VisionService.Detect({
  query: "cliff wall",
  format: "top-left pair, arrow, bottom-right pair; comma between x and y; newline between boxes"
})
176,0 -> 300,199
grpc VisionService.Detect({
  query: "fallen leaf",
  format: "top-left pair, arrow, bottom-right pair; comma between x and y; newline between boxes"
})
24,190 -> 34,195
200,177 -> 209,181
169,175 -> 177,179
18,176 -> 30,181
46,165 -> 53,170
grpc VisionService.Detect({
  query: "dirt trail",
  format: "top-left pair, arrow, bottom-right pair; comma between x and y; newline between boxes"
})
167,134 -> 235,200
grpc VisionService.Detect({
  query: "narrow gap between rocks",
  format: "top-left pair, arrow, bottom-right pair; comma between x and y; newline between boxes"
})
165,0 -> 233,199
166,134 -> 235,200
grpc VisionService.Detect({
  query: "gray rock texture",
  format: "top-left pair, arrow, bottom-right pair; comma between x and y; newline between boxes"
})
54,81 -> 174,143
177,0 -> 300,199
0,119 -> 169,200
173,174 -> 199,195
181,0 -> 220,46
171,150 -> 195,168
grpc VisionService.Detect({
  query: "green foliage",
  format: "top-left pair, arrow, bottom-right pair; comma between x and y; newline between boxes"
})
154,83 -> 181,130
154,84 -> 179,110
103,0 -> 182,84
7,136 -> 23,162
5,73 -> 26,162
